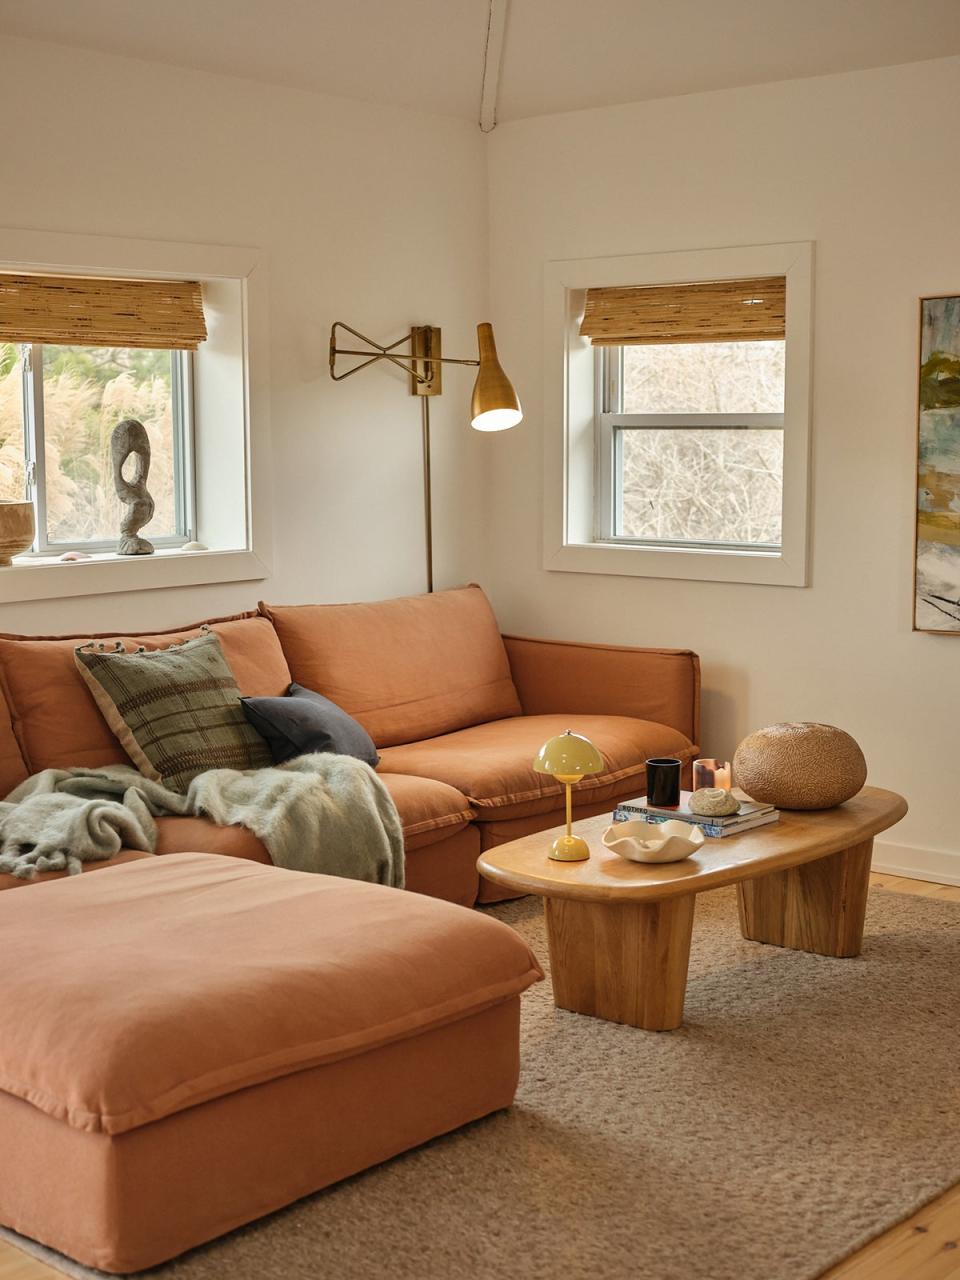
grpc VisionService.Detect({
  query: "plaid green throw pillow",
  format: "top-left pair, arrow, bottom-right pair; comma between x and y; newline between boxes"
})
75,630 -> 272,793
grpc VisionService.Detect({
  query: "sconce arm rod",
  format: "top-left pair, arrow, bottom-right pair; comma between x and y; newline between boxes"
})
329,321 -> 479,383
334,348 -> 480,368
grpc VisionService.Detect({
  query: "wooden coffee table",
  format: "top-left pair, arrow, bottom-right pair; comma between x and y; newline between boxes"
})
478,787 -> 907,1031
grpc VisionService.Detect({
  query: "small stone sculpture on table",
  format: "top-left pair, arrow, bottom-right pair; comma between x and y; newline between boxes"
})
111,418 -> 155,556
689,787 -> 741,817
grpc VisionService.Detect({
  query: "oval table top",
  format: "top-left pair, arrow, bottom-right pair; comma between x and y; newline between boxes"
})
477,786 -> 908,904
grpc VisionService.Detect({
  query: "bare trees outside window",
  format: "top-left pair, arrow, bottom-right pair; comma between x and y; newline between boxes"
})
0,342 -> 190,553
598,340 -> 785,549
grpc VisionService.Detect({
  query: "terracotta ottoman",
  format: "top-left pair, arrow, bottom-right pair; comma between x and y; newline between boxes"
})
0,853 -> 541,1273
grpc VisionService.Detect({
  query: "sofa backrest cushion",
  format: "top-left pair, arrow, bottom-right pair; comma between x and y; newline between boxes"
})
261,585 -> 521,749
0,614 -> 291,776
0,695 -> 28,799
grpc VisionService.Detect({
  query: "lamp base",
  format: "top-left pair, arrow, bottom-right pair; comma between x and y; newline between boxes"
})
549,834 -> 590,862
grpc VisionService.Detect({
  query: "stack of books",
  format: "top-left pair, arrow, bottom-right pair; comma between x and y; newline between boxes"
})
612,790 -> 779,839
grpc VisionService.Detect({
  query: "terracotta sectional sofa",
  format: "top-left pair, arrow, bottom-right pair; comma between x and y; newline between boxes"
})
0,584 -> 700,902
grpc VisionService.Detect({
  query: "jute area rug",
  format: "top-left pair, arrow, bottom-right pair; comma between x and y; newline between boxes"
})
7,885 -> 960,1280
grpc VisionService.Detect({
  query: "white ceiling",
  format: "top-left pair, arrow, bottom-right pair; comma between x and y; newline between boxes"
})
1,0 -> 959,124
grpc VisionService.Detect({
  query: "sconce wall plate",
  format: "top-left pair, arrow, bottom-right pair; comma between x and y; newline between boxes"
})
410,326 -> 442,397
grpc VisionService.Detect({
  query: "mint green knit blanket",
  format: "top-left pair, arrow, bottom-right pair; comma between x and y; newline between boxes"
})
0,755 -> 404,887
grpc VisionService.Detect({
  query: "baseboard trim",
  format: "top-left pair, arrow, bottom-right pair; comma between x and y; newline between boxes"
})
872,840 -> 960,887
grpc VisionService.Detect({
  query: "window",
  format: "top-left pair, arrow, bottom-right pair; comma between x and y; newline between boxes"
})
0,341 -> 193,553
0,230 -> 270,607
596,338 -> 785,549
584,274 -> 787,552
543,242 -> 812,587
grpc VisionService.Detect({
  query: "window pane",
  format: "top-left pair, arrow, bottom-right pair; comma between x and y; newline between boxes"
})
0,344 -> 27,503
40,346 -> 179,545
619,428 -> 783,546
622,341 -> 785,413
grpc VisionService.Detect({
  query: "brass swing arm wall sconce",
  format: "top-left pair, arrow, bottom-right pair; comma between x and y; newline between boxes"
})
329,322 -> 475,399
329,320 -> 522,592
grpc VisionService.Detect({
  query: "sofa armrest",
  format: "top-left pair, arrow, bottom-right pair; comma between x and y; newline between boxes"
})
502,635 -> 700,747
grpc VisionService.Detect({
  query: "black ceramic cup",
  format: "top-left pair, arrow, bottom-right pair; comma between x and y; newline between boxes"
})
645,757 -> 682,808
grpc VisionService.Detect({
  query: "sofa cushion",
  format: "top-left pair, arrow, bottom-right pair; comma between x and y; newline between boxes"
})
159,819 -> 482,902
155,816 -> 271,862
0,849 -> 153,893
261,585 -> 521,748
0,852 -> 542,1136
404,826 -> 480,906
0,614 -> 291,775
378,713 -> 697,821
242,683 -> 379,768
381,773 -> 474,848
153,772 -> 473,865
0,695 -> 27,799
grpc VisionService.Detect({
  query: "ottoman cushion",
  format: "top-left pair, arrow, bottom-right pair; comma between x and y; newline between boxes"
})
0,853 -> 540,1136
0,854 -> 541,1271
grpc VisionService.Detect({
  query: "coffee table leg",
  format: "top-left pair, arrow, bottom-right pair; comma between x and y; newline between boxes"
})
544,895 -> 695,1031
736,838 -> 873,958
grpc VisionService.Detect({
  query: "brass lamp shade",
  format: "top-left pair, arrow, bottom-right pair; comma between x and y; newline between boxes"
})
470,322 -> 522,432
533,730 -> 604,862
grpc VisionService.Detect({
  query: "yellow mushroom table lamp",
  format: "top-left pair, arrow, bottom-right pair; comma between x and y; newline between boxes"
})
533,730 -> 605,861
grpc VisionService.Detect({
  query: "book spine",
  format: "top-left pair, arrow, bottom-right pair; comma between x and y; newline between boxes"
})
616,804 -> 773,825
612,809 -> 729,838
612,809 -> 780,838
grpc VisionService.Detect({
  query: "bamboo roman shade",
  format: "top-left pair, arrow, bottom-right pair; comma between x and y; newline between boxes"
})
579,276 -> 786,346
0,273 -> 207,350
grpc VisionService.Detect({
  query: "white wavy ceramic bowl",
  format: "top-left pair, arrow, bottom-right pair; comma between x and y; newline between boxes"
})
602,819 -> 705,864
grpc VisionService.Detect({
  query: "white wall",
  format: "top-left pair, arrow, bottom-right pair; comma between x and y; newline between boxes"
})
0,36 -> 490,634
485,56 -> 960,875
2,38 -> 957,876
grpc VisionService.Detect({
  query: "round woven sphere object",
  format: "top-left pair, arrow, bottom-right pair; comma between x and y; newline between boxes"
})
733,722 -> 867,810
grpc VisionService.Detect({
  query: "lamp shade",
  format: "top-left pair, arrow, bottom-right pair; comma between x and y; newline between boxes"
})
470,322 -> 522,432
533,729 -> 604,780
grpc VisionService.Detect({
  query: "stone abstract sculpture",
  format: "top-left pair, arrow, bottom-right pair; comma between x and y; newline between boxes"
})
733,722 -> 867,810
111,419 -> 155,556
689,787 -> 741,817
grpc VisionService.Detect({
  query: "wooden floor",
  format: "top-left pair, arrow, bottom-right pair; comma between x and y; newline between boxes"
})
0,872 -> 957,1280
819,872 -> 960,1280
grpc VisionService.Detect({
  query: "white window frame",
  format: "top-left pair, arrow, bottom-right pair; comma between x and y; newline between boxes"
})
0,226 -> 273,604
12,342 -> 196,556
543,241 -> 813,587
595,345 -> 785,550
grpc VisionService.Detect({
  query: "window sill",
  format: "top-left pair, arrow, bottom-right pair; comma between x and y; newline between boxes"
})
545,540 -> 807,586
0,547 -> 268,605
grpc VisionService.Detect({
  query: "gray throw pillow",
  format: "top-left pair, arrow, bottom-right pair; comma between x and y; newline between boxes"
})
241,683 -> 379,768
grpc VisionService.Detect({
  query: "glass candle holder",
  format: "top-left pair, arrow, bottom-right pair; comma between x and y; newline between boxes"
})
693,758 -> 732,791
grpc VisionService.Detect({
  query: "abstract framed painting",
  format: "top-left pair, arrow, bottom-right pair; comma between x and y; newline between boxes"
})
915,294 -> 960,633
